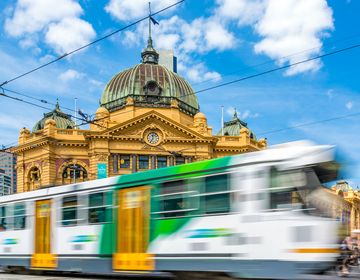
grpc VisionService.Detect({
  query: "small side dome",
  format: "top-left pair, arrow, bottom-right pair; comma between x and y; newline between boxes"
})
32,101 -> 75,132
96,106 -> 109,116
20,127 -> 30,135
45,118 -> 56,126
194,112 -> 207,120
240,127 -> 249,134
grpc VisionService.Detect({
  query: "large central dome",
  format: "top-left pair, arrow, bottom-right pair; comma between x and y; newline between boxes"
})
100,39 -> 199,116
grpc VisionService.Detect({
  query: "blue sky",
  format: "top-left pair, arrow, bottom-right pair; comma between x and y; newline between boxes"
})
0,0 -> 359,185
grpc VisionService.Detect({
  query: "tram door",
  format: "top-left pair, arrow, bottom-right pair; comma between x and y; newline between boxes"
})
113,186 -> 154,271
31,199 -> 57,269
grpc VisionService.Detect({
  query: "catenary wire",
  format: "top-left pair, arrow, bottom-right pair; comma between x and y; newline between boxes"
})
0,0 -> 185,88
258,111 -> 360,137
3,87 -> 75,113
182,43 -> 360,97
191,32 -> 360,88
0,89 -> 108,129
1,43 -> 360,149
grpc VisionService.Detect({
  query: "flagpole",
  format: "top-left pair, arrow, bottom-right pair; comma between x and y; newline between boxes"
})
148,2 -> 151,40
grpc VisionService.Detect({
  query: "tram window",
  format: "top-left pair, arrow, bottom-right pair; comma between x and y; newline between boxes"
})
0,206 -> 6,231
157,180 -> 193,218
62,196 -> 77,226
204,174 -> 230,214
14,203 -> 26,230
88,192 -> 111,224
269,168 -> 305,210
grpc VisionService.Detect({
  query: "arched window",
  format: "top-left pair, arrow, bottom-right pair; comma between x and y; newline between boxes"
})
62,164 -> 88,184
28,167 -> 40,182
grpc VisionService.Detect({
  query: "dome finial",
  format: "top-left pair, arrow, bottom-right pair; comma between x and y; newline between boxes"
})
233,108 -> 238,119
141,2 -> 159,64
55,98 -> 60,111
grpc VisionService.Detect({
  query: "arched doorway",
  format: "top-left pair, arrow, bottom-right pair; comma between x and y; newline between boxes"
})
62,164 -> 88,184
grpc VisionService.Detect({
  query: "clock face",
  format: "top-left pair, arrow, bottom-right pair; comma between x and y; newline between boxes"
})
147,132 -> 160,144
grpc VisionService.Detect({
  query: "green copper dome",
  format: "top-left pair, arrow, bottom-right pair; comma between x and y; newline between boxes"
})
100,46 -> 200,116
32,101 -> 75,132
217,111 -> 256,140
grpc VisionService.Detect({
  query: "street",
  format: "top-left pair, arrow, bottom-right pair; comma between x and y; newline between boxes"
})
0,270 -> 359,280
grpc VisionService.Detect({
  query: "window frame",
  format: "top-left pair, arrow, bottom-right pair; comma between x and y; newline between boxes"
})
201,173 -> 231,215
152,179 -> 199,218
120,155 -> 131,169
13,202 -> 26,230
157,156 -> 167,169
87,191 -> 112,224
0,205 -> 8,231
61,195 -> 78,227
138,155 -> 150,170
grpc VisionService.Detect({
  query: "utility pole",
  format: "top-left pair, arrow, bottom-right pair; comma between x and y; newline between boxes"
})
221,106 -> 224,136
74,97 -> 78,128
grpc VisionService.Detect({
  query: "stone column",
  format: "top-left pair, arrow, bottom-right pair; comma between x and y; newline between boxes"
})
169,156 -> 174,166
132,155 -> 137,173
151,155 -> 156,169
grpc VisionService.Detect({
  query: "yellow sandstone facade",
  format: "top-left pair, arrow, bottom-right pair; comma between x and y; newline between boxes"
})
11,42 -> 266,192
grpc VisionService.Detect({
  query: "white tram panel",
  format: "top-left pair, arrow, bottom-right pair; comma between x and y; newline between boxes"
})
0,201 -> 33,256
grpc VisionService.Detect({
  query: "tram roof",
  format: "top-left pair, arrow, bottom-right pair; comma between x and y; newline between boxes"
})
0,141 -> 336,203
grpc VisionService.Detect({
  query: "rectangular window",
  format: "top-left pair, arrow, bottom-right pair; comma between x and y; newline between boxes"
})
204,174 -> 230,214
269,168 -> 306,211
157,156 -> 167,169
0,206 -> 6,231
88,192 -> 111,224
120,155 -> 130,168
62,196 -> 77,226
175,157 -> 185,165
139,155 -> 149,169
154,180 -> 197,218
14,203 -> 26,230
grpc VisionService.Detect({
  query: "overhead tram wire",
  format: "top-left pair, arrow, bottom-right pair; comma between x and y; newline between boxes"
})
0,0 -> 185,88
181,43 -> 360,97
191,32 -> 360,88
5,32 -> 358,115
0,89 -> 108,129
258,111 -> 360,137
3,87 -> 75,113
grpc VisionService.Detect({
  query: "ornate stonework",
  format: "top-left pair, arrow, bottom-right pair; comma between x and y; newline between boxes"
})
11,45 -> 267,192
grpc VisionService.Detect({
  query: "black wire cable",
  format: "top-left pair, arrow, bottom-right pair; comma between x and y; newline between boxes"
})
0,88 -> 108,129
182,43 -> 360,97
3,87 -> 75,113
0,0 -> 185,87
258,111 -> 360,136
191,32 -> 360,88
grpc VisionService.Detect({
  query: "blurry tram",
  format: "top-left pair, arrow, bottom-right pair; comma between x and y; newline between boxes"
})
0,141 -> 341,279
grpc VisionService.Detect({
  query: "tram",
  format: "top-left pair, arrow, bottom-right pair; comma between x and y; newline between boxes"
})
0,141 -> 340,279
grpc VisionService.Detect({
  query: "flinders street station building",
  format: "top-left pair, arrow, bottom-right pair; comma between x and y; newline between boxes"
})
11,38 -> 267,192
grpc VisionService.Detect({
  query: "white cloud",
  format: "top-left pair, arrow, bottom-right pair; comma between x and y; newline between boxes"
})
105,0 -> 175,21
346,101 -> 353,110
45,17 -> 96,55
115,15 -> 233,82
215,0 -> 334,75
225,107 -> 259,120
326,88 -> 335,99
239,110 -> 259,120
4,0 -> 96,55
186,63 -> 221,83
4,0 -> 82,37
59,69 -> 85,82
216,0 -> 264,26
